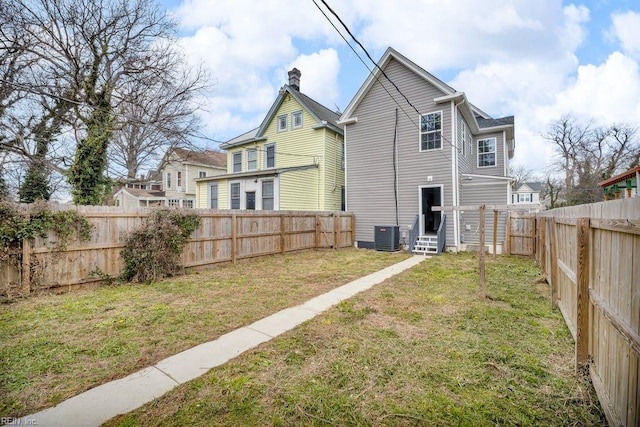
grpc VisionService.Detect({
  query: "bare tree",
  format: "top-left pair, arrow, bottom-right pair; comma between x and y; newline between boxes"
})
108,58 -> 207,180
542,115 -> 639,206
509,164 -> 539,190
1,0 -> 207,204
541,175 -> 563,209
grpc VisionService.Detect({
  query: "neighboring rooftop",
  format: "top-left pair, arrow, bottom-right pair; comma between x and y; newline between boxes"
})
517,182 -> 543,192
172,148 -> 227,168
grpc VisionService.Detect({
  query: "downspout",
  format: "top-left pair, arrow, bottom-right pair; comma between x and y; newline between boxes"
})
452,99 -> 465,250
393,108 -> 399,226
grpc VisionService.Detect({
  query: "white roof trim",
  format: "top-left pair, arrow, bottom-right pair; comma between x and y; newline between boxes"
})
462,173 -> 513,181
339,47 -> 455,122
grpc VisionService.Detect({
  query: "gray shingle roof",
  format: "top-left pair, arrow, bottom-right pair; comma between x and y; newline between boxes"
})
293,89 -> 341,126
477,116 -> 514,129
517,182 -> 543,192
173,148 -> 227,168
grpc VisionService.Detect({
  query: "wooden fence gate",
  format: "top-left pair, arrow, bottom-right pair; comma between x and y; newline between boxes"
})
506,213 -> 536,256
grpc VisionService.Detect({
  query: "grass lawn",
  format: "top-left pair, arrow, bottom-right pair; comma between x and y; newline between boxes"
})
106,253 -> 605,426
0,248 -> 410,418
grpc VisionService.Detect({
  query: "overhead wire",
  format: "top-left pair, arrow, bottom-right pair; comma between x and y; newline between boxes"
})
313,0 -> 465,164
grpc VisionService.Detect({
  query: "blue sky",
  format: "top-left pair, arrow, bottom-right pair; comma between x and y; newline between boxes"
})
166,0 -> 640,175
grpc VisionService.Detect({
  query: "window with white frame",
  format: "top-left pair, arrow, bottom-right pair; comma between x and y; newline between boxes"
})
233,152 -> 242,173
420,112 -> 442,150
292,111 -> 303,129
177,171 -> 182,189
230,183 -> 240,209
247,148 -> 257,170
209,183 -> 218,209
168,199 -> 179,207
166,172 -> 172,189
477,138 -> 496,167
262,180 -> 274,210
277,115 -> 287,132
265,144 -> 275,168
183,199 -> 194,209
199,171 -> 207,178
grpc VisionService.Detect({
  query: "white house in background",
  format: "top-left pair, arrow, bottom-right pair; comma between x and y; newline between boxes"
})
159,148 -> 227,208
512,182 -> 542,205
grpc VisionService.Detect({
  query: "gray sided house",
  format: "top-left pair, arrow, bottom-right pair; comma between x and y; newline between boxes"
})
339,48 -> 515,253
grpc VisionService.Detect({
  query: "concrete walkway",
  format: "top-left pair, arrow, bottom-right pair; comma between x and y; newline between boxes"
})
19,255 -> 428,427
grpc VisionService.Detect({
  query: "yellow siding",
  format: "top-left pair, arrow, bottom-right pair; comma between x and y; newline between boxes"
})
222,91 -> 345,211
280,168 -> 319,210
195,179 -> 229,209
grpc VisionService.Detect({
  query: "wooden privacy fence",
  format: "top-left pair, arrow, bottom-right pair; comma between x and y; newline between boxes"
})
537,198 -> 640,427
1,206 -> 355,298
505,213 -> 536,256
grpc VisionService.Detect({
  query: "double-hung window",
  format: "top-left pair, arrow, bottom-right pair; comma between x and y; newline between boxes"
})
177,171 -> 182,189
247,148 -> 257,170
230,183 -> 240,209
477,138 -> 496,167
209,183 -> 218,209
199,171 -> 207,178
233,152 -> 242,173
262,180 -> 274,210
166,172 -> 172,189
265,144 -> 275,168
277,115 -> 287,132
420,112 -> 442,150
292,111 -> 303,129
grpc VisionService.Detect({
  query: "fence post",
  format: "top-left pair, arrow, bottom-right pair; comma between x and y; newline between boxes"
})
280,213 -> 286,255
479,204 -> 486,298
334,212 -> 340,249
575,217 -> 590,373
315,214 -> 320,249
493,210 -> 498,259
21,238 -> 31,296
505,213 -> 511,255
350,214 -> 356,247
231,212 -> 237,264
550,217 -> 558,309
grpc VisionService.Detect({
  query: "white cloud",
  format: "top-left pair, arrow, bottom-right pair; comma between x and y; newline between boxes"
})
285,49 -> 341,108
609,11 -> 640,57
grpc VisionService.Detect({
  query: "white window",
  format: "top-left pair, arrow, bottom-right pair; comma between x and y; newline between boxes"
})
183,199 -> 194,209
292,111 -> 303,129
262,180 -> 274,210
265,144 -> 275,169
230,183 -> 240,209
477,138 -> 496,167
247,148 -> 257,170
199,171 -> 207,178
420,112 -> 442,150
277,115 -> 287,132
233,152 -> 242,173
209,183 -> 218,209
168,199 -> 179,207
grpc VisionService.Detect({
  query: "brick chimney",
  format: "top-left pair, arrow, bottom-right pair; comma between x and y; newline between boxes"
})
288,68 -> 301,91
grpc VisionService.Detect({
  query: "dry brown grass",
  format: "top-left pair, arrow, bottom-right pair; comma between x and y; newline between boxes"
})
0,248 -> 410,418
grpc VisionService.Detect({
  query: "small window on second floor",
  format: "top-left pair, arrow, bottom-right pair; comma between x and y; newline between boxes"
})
247,148 -> 257,170
420,112 -> 442,151
478,138 -> 496,168
233,152 -> 242,173
166,172 -> 172,189
199,171 -> 207,178
177,171 -> 182,188
265,144 -> 275,169
292,111 -> 303,129
277,114 -> 287,132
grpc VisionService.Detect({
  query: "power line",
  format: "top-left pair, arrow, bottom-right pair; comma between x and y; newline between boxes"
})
313,0 -> 463,163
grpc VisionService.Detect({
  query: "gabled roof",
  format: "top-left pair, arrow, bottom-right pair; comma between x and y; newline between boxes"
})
171,148 -> 227,168
516,182 -> 543,192
338,47 -> 514,145
221,85 -> 342,149
598,165 -> 640,187
116,187 -> 165,199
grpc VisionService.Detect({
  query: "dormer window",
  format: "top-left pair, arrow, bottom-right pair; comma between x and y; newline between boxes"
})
292,111 -> 303,129
277,115 -> 287,132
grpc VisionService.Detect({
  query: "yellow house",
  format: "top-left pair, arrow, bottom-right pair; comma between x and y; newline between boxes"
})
195,69 -> 345,211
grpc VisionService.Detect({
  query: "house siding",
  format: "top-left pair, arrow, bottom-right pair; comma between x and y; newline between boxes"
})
471,131 -> 505,176
200,90 -> 343,211
460,178 -> 509,247
346,57 -> 455,245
